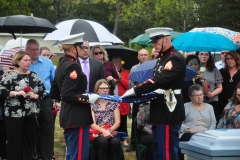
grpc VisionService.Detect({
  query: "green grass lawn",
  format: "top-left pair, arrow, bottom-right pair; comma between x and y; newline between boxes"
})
54,114 -> 136,160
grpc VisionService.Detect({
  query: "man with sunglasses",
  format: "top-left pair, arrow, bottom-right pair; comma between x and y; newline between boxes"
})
215,51 -> 229,70
122,27 -> 186,160
77,41 -> 105,92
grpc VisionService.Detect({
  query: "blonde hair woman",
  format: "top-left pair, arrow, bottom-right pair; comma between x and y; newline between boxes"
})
0,51 -> 46,160
90,45 -> 120,95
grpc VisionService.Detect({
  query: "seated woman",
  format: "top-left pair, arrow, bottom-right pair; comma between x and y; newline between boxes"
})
90,79 -> 122,160
137,102 -> 154,160
179,84 -> 216,160
217,82 -> 240,129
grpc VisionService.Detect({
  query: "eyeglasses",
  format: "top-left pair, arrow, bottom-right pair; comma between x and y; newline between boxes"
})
191,93 -> 203,97
94,52 -> 103,55
199,53 -> 209,57
98,87 -> 109,90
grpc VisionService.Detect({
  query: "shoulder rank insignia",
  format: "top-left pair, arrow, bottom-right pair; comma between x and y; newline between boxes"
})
164,61 -> 173,70
70,70 -> 78,79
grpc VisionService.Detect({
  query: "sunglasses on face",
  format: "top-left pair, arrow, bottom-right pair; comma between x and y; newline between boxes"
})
94,52 -> 103,55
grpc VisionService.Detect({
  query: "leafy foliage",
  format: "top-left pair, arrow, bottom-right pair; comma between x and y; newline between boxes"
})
0,0 -> 239,44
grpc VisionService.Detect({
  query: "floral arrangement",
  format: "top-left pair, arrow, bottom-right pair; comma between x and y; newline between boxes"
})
89,124 -> 117,141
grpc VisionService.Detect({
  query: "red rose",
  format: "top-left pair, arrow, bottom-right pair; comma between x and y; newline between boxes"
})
23,86 -> 31,92
52,109 -> 58,115
89,134 -> 94,141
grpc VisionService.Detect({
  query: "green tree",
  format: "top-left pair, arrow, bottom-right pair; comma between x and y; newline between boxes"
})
0,0 -> 31,16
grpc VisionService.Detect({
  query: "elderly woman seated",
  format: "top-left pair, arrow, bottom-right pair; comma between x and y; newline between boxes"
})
217,82 -> 240,129
90,79 -> 122,160
178,84 -> 216,160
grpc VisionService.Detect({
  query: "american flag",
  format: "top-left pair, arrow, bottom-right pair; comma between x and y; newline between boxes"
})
0,47 -> 25,67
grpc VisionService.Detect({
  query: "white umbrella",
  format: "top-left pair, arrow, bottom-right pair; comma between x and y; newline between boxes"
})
0,37 -> 29,55
43,19 -> 123,44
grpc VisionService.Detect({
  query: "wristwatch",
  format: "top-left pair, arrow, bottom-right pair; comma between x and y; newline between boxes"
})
200,79 -> 205,82
109,128 -> 112,133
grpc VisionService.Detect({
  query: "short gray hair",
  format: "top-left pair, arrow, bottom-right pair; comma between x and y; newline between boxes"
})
188,84 -> 203,96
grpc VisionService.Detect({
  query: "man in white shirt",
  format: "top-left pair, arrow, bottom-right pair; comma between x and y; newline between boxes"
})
215,51 -> 228,70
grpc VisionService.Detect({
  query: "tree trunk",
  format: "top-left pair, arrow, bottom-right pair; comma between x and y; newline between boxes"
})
55,0 -> 61,23
113,0 -> 120,36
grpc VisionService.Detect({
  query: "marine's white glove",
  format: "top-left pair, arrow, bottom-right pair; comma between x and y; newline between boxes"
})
87,94 -> 99,104
121,88 -> 135,98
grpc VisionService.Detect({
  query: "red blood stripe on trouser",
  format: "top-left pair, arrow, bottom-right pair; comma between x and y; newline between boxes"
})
78,128 -> 83,160
165,125 -> 170,160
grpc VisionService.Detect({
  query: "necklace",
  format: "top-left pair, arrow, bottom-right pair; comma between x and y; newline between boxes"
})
229,69 -> 238,82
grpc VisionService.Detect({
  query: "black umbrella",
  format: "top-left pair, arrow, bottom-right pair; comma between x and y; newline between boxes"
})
104,45 -> 138,70
0,15 -> 57,39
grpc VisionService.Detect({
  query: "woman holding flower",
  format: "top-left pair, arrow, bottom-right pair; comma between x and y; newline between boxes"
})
90,79 -> 121,160
90,45 -> 120,95
0,51 -> 46,160
196,51 -> 223,117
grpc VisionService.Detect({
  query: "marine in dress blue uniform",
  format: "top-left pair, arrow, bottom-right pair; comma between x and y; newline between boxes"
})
122,27 -> 186,160
50,33 -> 99,160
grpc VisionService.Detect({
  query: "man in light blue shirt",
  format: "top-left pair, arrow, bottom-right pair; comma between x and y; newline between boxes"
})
26,39 -> 57,160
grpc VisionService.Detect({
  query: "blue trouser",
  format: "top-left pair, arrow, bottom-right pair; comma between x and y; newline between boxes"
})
152,124 -> 181,160
64,127 -> 90,160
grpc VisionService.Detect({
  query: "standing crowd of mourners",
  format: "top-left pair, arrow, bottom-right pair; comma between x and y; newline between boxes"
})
0,26 -> 240,160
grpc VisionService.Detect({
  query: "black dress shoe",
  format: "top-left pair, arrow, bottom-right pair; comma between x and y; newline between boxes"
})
126,145 -> 136,152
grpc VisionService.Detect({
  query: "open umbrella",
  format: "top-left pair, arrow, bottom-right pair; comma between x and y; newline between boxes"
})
0,47 -> 25,67
0,15 -> 57,39
190,27 -> 240,47
104,45 -> 138,70
129,59 -> 157,82
232,33 -> 240,47
130,31 -> 182,46
172,32 -> 238,52
0,37 -> 29,55
43,19 -> 123,44
129,59 -> 198,83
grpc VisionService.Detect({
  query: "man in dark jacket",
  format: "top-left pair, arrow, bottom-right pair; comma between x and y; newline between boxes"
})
122,27 -> 186,160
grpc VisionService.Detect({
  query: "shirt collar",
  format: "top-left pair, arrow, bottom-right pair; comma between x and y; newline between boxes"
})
79,57 -> 89,63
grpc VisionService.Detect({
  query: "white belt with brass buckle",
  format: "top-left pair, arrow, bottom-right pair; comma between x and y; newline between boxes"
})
153,89 -> 181,94
153,88 -> 181,112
